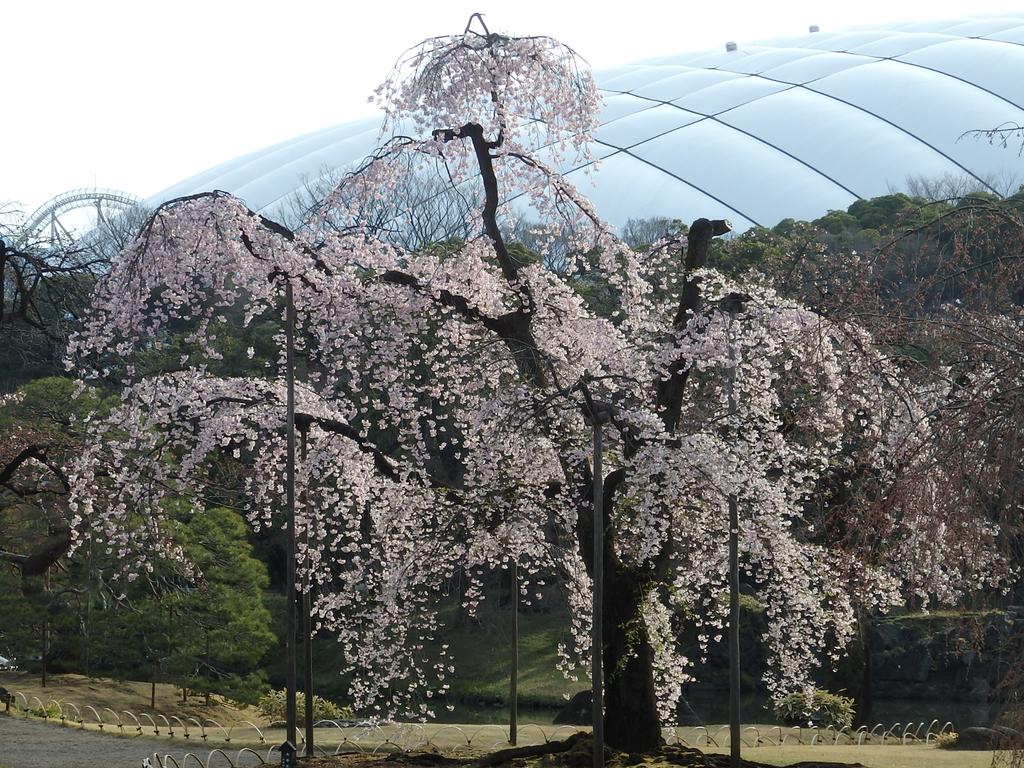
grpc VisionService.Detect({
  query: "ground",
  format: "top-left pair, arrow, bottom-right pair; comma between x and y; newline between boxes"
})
295,734 -> 1003,768
0,674 -> 1009,768
0,714 -> 1007,768
0,715 -> 207,768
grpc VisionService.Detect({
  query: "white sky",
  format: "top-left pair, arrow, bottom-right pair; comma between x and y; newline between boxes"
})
4,0 -> 1022,214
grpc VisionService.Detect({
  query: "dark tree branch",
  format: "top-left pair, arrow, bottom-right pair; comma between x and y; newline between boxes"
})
0,445 -> 69,493
0,531 -> 72,577
377,269 -> 505,333
383,125 -> 550,386
295,411 -> 400,481
656,218 -> 732,433
432,123 -> 521,282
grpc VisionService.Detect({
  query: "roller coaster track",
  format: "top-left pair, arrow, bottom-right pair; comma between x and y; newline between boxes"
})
18,188 -> 141,247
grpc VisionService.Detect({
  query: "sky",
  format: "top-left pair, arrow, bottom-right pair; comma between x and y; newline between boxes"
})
4,0 -> 1023,216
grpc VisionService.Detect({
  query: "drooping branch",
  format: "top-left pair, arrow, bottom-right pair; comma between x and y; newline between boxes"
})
294,411 -> 400,482
377,267 -> 548,386
961,121 -> 1024,156
378,268 -> 504,331
149,188 -> 553,389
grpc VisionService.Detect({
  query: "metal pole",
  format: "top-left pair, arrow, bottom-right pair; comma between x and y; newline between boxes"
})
301,426 -> 314,758
284,281 -> 298,755
510,558 -> 518,746
728,493 -> 740,768
726,315 -> 741,768
84,540 -> 93,676
41,568 -> 49,689
592,419 -> 604,768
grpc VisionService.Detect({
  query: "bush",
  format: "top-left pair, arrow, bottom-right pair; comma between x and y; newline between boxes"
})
27,703 -> 62,719
773,688 -> 855,729
256,689 -> 351,723
935,731 -> 959,749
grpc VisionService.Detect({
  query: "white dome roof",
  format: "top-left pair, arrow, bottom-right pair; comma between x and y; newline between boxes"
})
150,14 -> 1024,231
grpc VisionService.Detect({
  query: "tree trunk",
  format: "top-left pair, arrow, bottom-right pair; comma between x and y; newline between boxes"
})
602,561 -> 661,752
578,467 -> 661,753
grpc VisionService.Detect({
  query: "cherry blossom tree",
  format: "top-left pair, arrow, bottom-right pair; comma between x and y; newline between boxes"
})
65,18 -> 1009,752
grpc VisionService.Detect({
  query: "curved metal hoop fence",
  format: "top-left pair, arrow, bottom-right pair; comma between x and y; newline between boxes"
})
8,690 -> 960,763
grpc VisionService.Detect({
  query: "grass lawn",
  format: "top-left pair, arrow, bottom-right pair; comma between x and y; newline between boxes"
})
0,671 -> 262,726
439,603 -> 585,708
1,707 -> 1008,768
705,743 -> 1001,767
294,598 -> 584,718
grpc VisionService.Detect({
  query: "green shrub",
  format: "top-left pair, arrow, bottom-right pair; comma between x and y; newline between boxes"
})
935,731 -> 959,749
27,703 -> 62,719
256,689 -> 351,723
773,688 -> 855,730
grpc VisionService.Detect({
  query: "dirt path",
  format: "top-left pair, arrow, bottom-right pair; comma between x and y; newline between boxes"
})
0,716 -> 263,768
